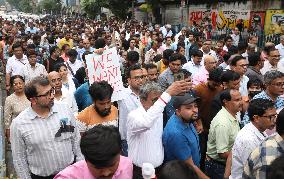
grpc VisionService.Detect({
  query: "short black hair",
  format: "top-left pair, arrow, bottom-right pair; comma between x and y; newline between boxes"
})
221,70 -> 241,83
224,36 -> 233,42
248,99 -> 274,121
153,54 -> 162,63
27,43 -> 36,49
61,44 -> 70,51
126,63 -> 141,79
89,81 -> 113,101
95,38 -> 106,49
266,155 -> 284,179
66,49 -> 78,57
158,160 -> 198,179
191,49 -> 203,57
55,63 -> 67,72
247,77 -> 263,89
230,55 -> 246,66
220,89 -> 232,106
80,125 -> 121,168
228,46 -> 238,55
12,42 -> 22,50
180,69 -> 192,79
223,53 -> 231,62
163,49 -> 175,61
27,50 -> 37,58
127,51 -> 139,63
208,67 -> 223,82
248,52 -> 261,66
145,63 -> 157,71
267,47 -> 279,56
169,53 -> 183,63
276,108 -> 284,135
238,41 -> 248,52
25,76 -> 50,100
49,46 -> 59,55
10,75 -> 25,86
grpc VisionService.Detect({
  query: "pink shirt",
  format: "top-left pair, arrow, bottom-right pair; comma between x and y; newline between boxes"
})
54,156 -> 133,179
192,67 -> 209,86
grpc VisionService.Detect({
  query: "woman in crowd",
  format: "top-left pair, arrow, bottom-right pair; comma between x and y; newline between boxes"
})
4,75 -> 30,176
56,63 -> 78,94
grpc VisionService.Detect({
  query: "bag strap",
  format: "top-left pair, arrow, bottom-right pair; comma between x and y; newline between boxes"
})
66,61 -> 75,77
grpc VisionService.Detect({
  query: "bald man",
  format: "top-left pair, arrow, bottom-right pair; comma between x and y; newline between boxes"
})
192,55 -> 217,86
48,71 -> 78,115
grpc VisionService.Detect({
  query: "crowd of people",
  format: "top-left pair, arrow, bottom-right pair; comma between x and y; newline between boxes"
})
0,15 -> 284,179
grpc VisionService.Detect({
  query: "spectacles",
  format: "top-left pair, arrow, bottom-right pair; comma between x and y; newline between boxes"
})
271,82 -> 284,87
51,78 -> 62,83
132,75 -> 145,80
238,64 -> 249,68
36,88 -> 55,98
262,114 -> 277,121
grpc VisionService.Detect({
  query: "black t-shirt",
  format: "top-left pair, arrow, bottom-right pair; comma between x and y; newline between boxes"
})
44,57 -> 64,73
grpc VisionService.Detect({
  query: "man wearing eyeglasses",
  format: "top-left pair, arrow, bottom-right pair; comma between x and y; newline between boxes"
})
118,63 -> 145,156
48,71 -> 78,115
10,76 -> 83,179
230,99 -> 276,179
261,47 -> 284,75
230,55 -> 250,96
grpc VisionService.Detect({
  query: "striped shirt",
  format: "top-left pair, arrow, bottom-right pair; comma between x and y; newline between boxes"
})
10,103 -> 83,179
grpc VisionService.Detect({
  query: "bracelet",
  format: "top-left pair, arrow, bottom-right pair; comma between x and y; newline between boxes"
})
159,97 -> 167,105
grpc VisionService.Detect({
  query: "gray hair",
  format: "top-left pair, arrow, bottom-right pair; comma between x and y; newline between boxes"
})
139,82 -> 163,101
280,35 -> 284,41
264,71 -> 284,85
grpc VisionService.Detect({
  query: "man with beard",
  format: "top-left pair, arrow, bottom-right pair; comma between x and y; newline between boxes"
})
76,81 -> 118,134
10,76 -> 83,179
163,94 -> 209,179
48,71 -> 78,115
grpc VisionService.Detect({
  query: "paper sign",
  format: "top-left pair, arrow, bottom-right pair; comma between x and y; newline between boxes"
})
86,47 -> 124,101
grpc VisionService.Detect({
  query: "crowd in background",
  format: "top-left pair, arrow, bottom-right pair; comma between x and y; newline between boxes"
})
0,15 -> 283,179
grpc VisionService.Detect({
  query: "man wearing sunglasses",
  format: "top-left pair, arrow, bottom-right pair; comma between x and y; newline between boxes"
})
10,76 -> 83,179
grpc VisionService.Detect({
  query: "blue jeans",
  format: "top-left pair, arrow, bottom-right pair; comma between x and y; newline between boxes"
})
121,140 -> 128,157
205,159 -> 225,179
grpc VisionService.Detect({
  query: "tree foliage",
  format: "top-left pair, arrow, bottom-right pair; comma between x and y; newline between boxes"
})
7,0 -> 33,12
38,0 -> 62,14
81,0 -> 132,20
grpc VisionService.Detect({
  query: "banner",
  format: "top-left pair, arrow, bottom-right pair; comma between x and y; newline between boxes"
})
214,10 -> 250,30
86,48 -> 124,101
188,9 -> 212,26
265,10 -> 284,35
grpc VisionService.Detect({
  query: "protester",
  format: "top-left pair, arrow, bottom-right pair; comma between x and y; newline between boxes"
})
206,89 -> 242,179
230,99 -> 276,179
76,81 -> 118,133
48,71 -> 78,114
10,77 -> 83,179
55,125 -> 133,179
4,75 -> 30,176
127,80 -> 191,179
243,108 -> 284,179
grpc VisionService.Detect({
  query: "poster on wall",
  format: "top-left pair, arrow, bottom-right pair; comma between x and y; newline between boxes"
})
212,9 -> 250,30
249,11 -> 266,30
264,10 -> 284,35
188,9 -> 212,26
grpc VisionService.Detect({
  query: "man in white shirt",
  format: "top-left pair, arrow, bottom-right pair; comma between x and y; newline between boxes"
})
6,42 -> 28,92
231,28 -> 240,46
230,99 -> 276,179
183,49 -> 204,76
261,47 -> 284,75
118,64 -> 145,156
276,35 -> 284,59
21,51 -> 48,83
48,71 -> 78,115
65,49 -> 83,76
127,80 -> 191,179
230,55 -> 250,96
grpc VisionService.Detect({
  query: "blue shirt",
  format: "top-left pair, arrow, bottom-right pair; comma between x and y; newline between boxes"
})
162,114 -> 201,166
74,82 -> 92,112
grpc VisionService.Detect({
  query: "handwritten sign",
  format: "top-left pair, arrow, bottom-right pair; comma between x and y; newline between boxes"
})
86,47 -> 124,101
